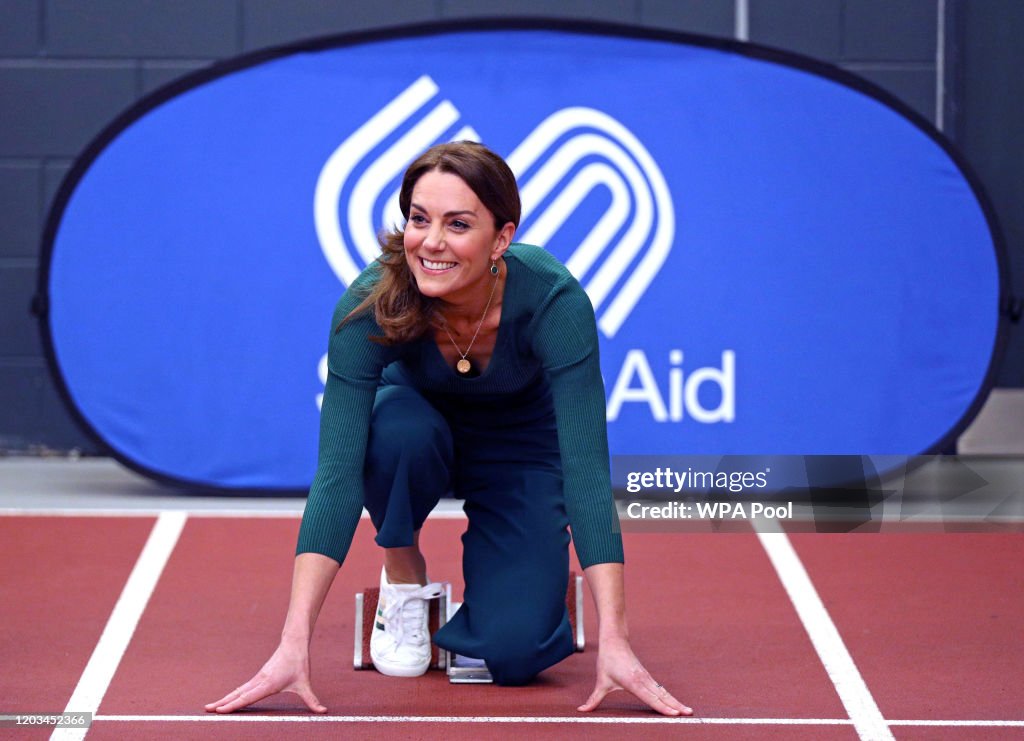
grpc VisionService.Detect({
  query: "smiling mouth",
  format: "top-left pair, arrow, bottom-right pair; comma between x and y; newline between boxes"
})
420,257 -> 458,272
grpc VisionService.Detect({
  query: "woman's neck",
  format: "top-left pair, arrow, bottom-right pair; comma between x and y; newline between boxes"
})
438,260 -> 505,325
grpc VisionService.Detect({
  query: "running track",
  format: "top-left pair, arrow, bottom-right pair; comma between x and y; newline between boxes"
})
1,510 -> 1022,740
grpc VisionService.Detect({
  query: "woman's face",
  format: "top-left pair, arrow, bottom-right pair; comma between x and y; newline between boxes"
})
404,169 -> 514,304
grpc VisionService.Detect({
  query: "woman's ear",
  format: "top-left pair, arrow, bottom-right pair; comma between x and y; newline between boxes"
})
491,221 -> 516,261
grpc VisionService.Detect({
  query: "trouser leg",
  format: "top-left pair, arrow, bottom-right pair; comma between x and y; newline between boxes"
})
435,466 -> 575,685
363,385 -> 453,548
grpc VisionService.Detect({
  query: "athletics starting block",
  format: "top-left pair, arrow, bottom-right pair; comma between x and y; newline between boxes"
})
354,572 -> 585,683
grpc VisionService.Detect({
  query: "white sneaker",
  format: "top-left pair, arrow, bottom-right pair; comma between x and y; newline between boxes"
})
370,568 -> 443,677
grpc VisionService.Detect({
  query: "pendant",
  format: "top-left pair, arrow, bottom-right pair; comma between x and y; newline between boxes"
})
456,358 -> 472,375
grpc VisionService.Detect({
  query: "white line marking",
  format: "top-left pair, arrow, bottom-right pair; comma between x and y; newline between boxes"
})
890,720 -> 1024,727
5,509 -> 1023,528
756,529 -> 894,741
0,509 -> 299,518
50,512 -> 187,741
94,715 -> 851,724
87,715 -> 1024,726
0,507 -> 468,519
314,74 -> 438,284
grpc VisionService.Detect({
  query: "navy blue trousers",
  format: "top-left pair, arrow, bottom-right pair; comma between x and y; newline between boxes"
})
363,382 -> 576,686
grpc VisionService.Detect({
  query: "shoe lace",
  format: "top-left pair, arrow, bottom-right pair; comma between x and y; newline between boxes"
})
381,582 -> 443,646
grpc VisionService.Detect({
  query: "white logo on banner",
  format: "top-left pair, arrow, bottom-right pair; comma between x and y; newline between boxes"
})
314,75 -> 674,339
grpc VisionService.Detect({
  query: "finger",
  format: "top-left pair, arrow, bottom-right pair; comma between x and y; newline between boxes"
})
619,662 -> 691,717
577,682 -> 620,712
204,685 -> 247,712
654,685 -> 692,716
205,673 -> 266,712
637,682 -> 680,717
213,687 -> 265,714
212,678 -> 276,714
204,696 -> 231,712
636,681 -> 693,717
292,683 -> 327,714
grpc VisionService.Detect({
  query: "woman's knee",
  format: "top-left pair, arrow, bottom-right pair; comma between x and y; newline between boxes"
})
487,654 -> 538,687
366,386 -> 452,470
363,386 -> 453,539
484,623 -> 573,686
484,634 -> 544,686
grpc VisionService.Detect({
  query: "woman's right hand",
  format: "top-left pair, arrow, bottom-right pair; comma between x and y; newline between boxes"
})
205,638 -> 327,714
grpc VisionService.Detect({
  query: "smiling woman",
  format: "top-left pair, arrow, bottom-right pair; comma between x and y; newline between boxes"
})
206,141 -> 693,717
340,142 -> 520,357
404,168 -> 514,375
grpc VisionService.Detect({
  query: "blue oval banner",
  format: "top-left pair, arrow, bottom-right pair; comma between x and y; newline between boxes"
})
41,24 -> 1004,490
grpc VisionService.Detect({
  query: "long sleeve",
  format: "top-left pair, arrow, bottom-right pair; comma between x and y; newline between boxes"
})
531,275 -> 624,569
295,270 -> 391,564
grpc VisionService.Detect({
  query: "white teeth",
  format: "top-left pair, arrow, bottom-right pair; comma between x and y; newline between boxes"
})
421,258 -> 457,270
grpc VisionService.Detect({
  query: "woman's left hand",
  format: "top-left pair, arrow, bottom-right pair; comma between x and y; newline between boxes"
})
577,637 -> 693,717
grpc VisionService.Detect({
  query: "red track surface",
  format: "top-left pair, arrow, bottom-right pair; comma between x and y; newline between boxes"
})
0,517 -> 155,713
791,533 -> 1024,721
1,514 -> 1022,740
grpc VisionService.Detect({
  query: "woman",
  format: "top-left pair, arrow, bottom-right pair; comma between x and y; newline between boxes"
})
206,141 -> 692,716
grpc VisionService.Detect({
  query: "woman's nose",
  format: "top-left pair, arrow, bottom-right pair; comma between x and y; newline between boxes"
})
422,223 -> 445,251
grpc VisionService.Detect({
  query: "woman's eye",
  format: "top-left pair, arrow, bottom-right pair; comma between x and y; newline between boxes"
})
450,220 -> 469,230
410,214 -> 427,225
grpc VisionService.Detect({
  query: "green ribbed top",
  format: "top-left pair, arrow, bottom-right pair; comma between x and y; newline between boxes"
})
296,243 -> 624,569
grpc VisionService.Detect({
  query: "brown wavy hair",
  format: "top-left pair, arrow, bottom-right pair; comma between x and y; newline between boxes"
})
338,141 -> 521,344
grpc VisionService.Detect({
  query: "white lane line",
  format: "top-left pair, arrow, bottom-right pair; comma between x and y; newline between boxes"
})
0,509 -> 300,518
891,720 -> 1024,727
50,512 -> 188,741
756,529 -> 894,741
87,715 -> 1024,726
94,715 -> 851,724
0,507 -> 468,519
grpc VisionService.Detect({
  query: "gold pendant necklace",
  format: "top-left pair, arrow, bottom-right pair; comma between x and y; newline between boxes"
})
442,263 -> 499,375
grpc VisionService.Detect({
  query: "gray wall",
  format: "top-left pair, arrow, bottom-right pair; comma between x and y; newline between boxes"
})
0,0 -> 1016,452
955,0 -> 1024,392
